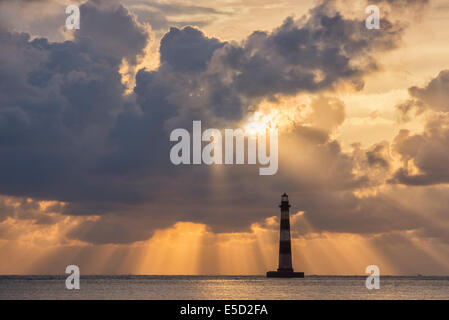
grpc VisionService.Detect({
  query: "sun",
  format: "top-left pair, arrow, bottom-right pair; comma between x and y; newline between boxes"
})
242,97 -> 306,136
243,111 -> 279,136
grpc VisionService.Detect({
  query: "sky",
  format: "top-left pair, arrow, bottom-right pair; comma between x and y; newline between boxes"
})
0,0 -> 449,275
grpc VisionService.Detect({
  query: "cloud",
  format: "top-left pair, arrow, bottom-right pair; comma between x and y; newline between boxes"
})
0,0 -> 149,204
160,27 -> 225,72
205,9 -> 401,100
391,115 -> 449,185
133,0 -> 407,128
396,70 -> 449,123
127,0 -> 229,31
371,0 -> 429,7
395,99 -> 425,123
0,0 -> 437,246
365,143 -> 390,169
307,96 -> 346,132
77,0 -> 149,64
391,70 -> 449,186
0,195 -> 65,236
409,70 -> 449,112
131,1 -> 225,16
294,191 -> 425,235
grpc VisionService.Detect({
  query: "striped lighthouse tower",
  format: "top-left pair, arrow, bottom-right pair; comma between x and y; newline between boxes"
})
267,193 -> 304,278
278,193 -> 293,272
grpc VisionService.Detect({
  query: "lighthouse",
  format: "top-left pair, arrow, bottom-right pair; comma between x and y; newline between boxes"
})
267,193 -> 304,278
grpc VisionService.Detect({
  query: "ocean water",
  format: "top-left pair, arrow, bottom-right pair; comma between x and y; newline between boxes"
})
0,275 -> 448,300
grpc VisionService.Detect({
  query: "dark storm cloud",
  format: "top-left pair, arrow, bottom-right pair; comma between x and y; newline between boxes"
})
66,214 -> 157,244
0,0 -> 431,244
293,191 -> 425,235
132,0 -> 405,128
160,27 -> 225,72
77,0 -> 149,64
0,0 -> 148,203
205,6 -> 402,101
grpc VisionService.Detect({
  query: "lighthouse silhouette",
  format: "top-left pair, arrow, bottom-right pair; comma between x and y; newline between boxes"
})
267,193 -> 304,278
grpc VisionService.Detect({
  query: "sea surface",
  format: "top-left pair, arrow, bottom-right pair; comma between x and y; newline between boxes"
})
0,275 -> 448,300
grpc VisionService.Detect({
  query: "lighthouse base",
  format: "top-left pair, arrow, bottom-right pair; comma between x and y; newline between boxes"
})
266,271 -> 304,278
